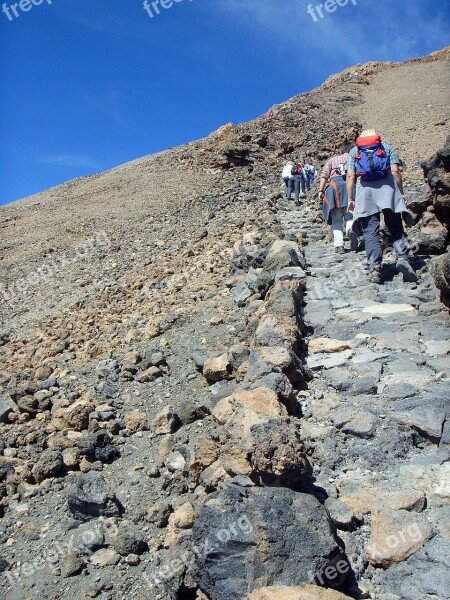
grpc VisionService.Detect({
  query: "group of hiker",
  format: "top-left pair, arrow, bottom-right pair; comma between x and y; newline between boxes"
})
282,159 -> 316,205
281,129 -> 417,284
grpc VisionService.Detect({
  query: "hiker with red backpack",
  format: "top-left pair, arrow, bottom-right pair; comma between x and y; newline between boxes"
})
318,142 -> 357,254
346,129 -> 416,284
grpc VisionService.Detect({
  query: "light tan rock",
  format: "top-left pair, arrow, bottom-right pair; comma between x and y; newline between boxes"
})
152,406 -> 179,435
168,502 -> 195,530
90,548 -> 121,566
124,410 -> 149,433
236,361 -> 250,381
47,432 -> 76,450
189,434 -> 221,476
397,461 -> 450,508
158,435 -> 175,458
199,460 -> 230,490
209,316 -> 224,326
340,487 -> 426,516
212,387 -> 286,425
62,447 -> 80,469
49,399 -> 95,432
245,585 -> 352,599
220,445 -> 252,476
309,338 -> 353,354
203,353 -> 232,383
365,508 -> 432,567
144,317 -> 162,339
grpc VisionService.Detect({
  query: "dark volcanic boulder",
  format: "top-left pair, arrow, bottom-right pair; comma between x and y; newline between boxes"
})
192,485 -> 346,600
32,449 -> 64,483
68,471 -> 123,521
429,252 -> 450,306
420,135 -> 450,218
77,430 -> 120,463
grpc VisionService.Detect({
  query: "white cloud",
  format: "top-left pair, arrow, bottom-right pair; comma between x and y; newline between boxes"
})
39,154 -> 101,170
205,0 -> 449,68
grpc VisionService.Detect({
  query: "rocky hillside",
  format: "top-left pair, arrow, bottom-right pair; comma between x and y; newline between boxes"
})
0,47 -> 449,600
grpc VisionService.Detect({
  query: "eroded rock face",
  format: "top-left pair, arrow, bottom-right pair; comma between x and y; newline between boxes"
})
192,485 -> 346,600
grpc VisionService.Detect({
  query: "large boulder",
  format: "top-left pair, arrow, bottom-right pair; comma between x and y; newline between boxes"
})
192,485 -> 347,600
429,252 -> 450,306
68,471 -> 123,521
421,134 -> 450,217
408,210 -> 448,254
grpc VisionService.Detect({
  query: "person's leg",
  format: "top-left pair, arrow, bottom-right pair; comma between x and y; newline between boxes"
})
382,209 -> 408,257
305,174 -> 311,191
294,177 -> 300,203
344,211 -> 358,251
330,208 -> 344,249
383,210 -> 417,281
360,213 -> 382,272
301,175 -> 307,195
287,177 -> 293,200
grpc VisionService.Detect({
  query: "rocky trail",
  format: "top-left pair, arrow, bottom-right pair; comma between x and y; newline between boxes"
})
0,48 -> 449,600
278,201 -> 450,600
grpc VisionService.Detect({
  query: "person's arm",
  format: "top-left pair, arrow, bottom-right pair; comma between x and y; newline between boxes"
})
391,163 -> 404,195
346,169 -> 356,212
318,176 -> 327,200
318,159 -> 331,202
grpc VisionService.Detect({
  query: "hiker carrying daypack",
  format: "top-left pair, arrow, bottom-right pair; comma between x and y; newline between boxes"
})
346,128 -> 417,285
291,163 -> 302,176
355,134 -> 390,181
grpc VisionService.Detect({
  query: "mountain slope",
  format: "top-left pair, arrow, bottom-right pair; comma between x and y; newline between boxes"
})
0,47 -> 449,600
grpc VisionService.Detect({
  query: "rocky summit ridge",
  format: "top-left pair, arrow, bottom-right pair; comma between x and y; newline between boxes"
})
0,47 -> 449,600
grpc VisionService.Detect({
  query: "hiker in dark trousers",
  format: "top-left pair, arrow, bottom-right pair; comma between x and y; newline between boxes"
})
304,159 -> 315,190
319,142 -> 356,254
346,129 -> 417,284
287,162 -> 303,205
300,161 -> 309,197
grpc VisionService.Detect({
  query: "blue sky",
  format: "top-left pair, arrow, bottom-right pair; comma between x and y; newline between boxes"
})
0,0 -> 449,205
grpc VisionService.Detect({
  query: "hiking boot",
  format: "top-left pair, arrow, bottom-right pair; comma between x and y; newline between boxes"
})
396,257 -> 417,282
348,230 -> 358,252
335,246 -> 345,254
369,270 -> 383,284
